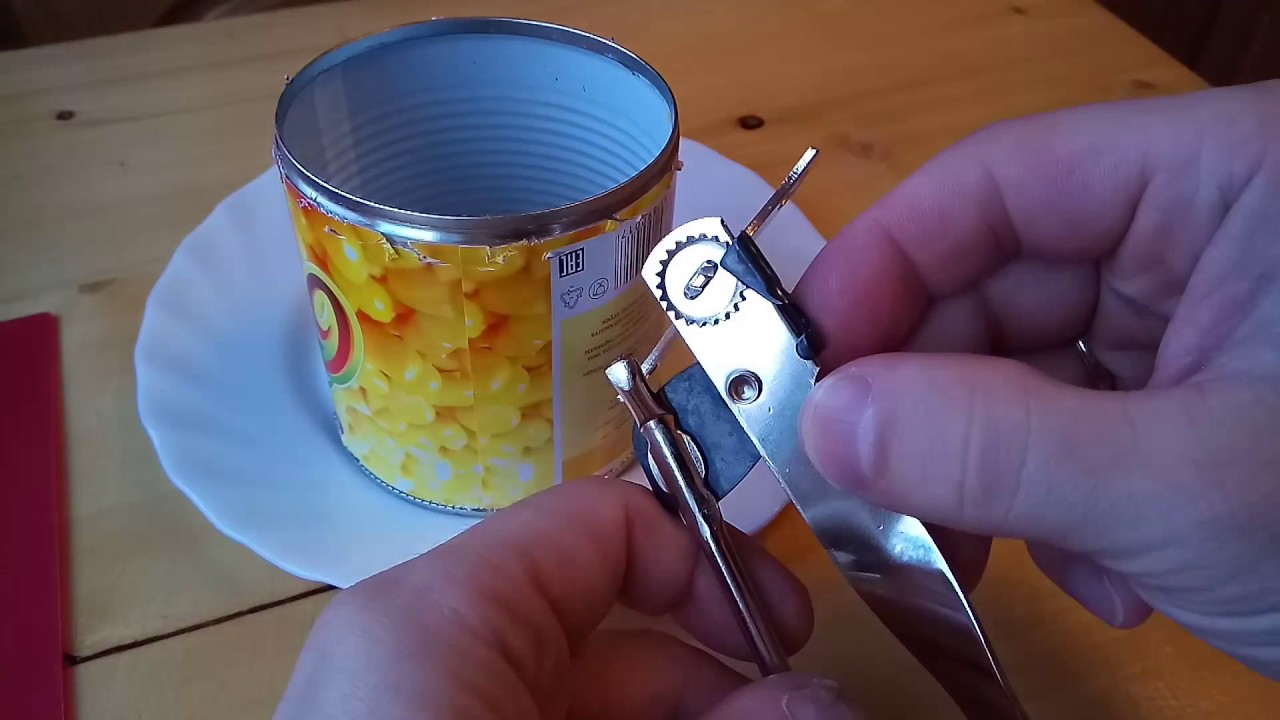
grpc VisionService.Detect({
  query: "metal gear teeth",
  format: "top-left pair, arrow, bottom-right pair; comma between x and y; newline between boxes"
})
655,234 -> 746,327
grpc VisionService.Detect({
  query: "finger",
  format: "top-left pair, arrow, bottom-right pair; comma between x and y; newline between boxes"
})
701,673 -> 860,720
793,348 -> 1071,620
346,479 -> 812,700
897,258 -> 1115,390
566,629 -> 747,720
796,84 -> 1269,369
798,353 -> 1195,552
1026,542 -> 1153,629
672,525 -> 815,659
1010,345 -> 1092,387
903,259 -> 1098,356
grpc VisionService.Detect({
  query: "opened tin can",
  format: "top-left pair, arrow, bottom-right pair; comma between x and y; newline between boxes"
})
274,18 -> 679,512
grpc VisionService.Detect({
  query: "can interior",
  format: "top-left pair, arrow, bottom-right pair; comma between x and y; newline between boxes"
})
279,30 -> 675,218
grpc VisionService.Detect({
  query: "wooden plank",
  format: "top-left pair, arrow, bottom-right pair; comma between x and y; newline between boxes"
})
0,0 -> 1208,661
0,277 -> 323,658
74,592 -> 332,720
0,0 -> 1203,304
72,540 -> 1280,719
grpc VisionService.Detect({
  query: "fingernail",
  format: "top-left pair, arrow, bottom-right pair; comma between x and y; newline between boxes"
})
800,369 -> 872,492
1099,572 -> 1126,628
783,678 -> 858,720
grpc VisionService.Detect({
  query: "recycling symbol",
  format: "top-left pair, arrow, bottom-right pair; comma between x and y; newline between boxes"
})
559,285 -> 584,310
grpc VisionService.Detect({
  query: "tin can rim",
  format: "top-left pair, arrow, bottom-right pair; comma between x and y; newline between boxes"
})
274,17 -> 680,246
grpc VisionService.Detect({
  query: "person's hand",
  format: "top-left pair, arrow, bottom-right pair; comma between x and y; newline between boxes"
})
796,80 -> 1280,677
276,479 -> 859,719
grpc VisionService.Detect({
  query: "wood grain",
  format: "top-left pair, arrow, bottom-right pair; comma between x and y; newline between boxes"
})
71,539 -> 1280,719
1,0 -> 1269,716
74,592 -> 332,720
0,274 -> 322,657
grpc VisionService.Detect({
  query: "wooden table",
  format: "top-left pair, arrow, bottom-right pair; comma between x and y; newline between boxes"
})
1,0 -> 1275,716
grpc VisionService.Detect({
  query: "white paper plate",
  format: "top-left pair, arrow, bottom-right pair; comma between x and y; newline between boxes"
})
136,139 -> 825,588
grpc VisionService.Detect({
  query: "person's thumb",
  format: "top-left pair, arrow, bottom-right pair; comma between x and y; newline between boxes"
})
799,352 -> 1179,552
701,673 -> 859,720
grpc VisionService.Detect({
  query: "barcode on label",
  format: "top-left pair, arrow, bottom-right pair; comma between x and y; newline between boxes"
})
614,195 -> 671,289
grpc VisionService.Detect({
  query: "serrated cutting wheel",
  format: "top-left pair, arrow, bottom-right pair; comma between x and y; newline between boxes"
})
655,234 -> 746,326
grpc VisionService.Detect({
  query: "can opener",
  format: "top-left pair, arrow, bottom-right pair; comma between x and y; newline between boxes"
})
605,149 -> 1029,719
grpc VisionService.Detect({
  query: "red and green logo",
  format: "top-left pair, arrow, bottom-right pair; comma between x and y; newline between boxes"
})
305,262 -> 363,387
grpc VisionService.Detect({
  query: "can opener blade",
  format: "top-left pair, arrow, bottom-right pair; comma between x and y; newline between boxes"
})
632,148 -> 1029,719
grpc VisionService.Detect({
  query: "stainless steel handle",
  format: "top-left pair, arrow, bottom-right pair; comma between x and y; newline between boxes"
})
641,208 -> 1028,718
607,356 -> 790,677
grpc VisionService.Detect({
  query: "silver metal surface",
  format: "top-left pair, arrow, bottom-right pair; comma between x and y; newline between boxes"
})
274,17 -> 680,245
741,147 -> 818,239
726,371 -> 762,404
606,356 -> 791,677
639,327 -> 678,378
643,204 -> 1029,716
655,235 -> 745,325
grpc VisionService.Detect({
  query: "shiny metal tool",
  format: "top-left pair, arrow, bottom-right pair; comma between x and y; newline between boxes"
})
606,356 -> 791,677
625,148 -> 1030,718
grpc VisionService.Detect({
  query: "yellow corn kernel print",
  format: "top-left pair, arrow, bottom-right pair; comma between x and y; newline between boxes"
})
285,180 -> 609,510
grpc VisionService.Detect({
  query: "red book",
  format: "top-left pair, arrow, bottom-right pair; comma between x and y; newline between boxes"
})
0,313 -> 71,720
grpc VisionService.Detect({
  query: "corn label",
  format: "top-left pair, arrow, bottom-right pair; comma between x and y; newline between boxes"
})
283,175 -> 675,512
